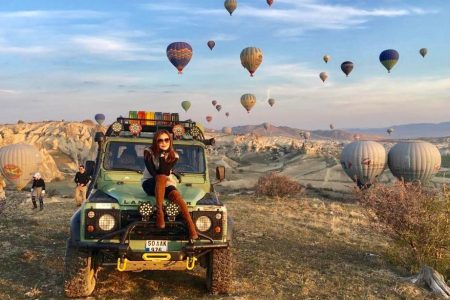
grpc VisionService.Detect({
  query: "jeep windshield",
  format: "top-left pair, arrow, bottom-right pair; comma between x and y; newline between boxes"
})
103,141 -> 206,174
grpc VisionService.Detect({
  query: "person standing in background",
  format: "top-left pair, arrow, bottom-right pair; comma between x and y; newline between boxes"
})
31,173 -> 45,210
0,175 -> 6,201
74,165 -> 91,206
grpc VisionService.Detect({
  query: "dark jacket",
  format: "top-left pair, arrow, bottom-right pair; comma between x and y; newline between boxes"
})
144,149 -> 179,177
74,172 -> 91,185
32,178 -> 45,190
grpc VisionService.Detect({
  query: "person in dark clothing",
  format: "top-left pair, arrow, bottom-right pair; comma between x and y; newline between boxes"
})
142,130 -> 198,241
74,165 -> 91,206
31,172 -> 45,210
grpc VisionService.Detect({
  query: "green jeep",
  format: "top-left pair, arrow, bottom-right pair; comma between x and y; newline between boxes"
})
63,116 -> 233,297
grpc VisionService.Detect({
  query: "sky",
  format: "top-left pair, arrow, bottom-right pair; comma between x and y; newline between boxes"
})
0,0 -> 449,130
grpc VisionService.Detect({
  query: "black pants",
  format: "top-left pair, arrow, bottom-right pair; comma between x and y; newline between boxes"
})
142,178 -> 177,198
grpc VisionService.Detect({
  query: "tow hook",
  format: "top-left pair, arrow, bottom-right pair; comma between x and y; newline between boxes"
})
186,256 -> 197,270
117,257 -> 127,272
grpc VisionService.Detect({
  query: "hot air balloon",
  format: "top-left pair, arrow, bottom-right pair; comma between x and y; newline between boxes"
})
223,127 -> 232,135
216,105 -> 222,112
388,141 -> 441,183
207,40 -> 215,51
181,101 -> 191,112
341,61 -> 354,77
323,55 -> 331,64
206,116 -> 213,123
240,47 -> 263,77
353,134 -> 361,141
330,124 -> 335,130
319,72 -> 328,83
240,94 -> 256,113
225,112 -> 230,117
212,100 -> 218,107
387,128 -> 394,135
267,0 -> 274,7
379,49 -> 399,73
0,143 -> 43,190
268,98 -> 275,107
420,48 -> 428,58
166,42 -> 193,74
224,0 -> 237,15
340,141 -> 387,188
263,122 -> 271,131
94,114 -> 105,125
303,131 -> 311,140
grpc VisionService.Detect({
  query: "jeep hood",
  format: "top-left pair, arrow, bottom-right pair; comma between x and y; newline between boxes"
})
101,183 -> 206,206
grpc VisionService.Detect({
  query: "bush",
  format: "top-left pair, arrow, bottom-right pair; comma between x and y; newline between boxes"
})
359,182 -> 450,278
255,172 -> 303,198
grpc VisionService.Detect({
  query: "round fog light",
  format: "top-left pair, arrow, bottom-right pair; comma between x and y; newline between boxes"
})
215,213 -> 222,220
87,211 -> 95,218
195,216 -> 212,232
87,225 -> 95,233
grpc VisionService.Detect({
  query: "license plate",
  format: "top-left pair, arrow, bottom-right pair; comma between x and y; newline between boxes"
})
145,240 -> 168,252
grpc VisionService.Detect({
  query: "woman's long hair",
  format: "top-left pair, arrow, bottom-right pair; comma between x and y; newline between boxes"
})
150,130 -> 177,163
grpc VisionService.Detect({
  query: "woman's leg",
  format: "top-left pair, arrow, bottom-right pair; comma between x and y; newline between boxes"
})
167,187 -> 198,240
154,176 -> 168,228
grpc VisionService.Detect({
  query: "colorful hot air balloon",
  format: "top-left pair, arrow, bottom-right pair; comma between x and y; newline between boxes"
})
240,94 -> 256,113
223,127 -> 232,135
323,55 -> 331,64
240,47 -> 263,77
388,141 -> 441,183
319,72 -> 328,83
0,143 -> 43,190
207,40 -> 215,51
216,105 -> 222,112
263,122 -> 271,131
225,112 -> 230,117
379,49 -> 399,73
224,0 -> 237,15
341,61 -> 354,77
268,98 -> 275,107
340,141 -> 387,187
212,100 -> 218,107
166,42 -> 193,74
206,116 -> 213,123
181,101 -> 191,112
94,114 -> 105,125
387,128 -> 394,135
419,48 -> 428,58
267,0 -> 274,7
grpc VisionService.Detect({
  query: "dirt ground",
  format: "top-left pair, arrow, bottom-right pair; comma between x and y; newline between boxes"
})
0,184 -> 437,300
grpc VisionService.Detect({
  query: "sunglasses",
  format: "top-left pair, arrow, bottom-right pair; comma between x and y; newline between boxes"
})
157,138 -> 170,143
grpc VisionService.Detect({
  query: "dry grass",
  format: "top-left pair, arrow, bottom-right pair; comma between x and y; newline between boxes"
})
359,182 -> 450,280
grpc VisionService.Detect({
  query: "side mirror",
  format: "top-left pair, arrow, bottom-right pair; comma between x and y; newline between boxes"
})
94,132 -> 105,143
85,160 -> 96,177
216,166 -> 225,182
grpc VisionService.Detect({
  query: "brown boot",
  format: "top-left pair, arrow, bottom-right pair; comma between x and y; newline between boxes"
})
155,175 -> 167,229
168,190 -> 198,240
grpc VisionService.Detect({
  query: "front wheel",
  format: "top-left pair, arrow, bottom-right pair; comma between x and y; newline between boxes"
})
205,248 -> 233,295
63,240 -> 97,298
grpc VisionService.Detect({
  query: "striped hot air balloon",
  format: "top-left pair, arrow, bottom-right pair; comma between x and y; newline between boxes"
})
341,141 -> 387,188
240,47 -> 263,77
0,143 -> 43,190
240,94 -> 256,113
216,105 -> 222,112
224,0 -> 237,15
341,61 -> 354,77
388,141 -> 441,184
166,42 -> 193,74
207,40 -> 215,50
319,72 -> 328,83
379,49 -> 399,73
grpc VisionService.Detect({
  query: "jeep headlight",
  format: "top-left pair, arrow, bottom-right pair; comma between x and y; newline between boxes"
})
195,216 -> 212,232
98,214 -> 116,231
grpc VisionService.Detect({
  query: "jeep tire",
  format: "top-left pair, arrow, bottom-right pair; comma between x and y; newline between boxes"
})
205,247 -> 232,295
63,239 -> 97,298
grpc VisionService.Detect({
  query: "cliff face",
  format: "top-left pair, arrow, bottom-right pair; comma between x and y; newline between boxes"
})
0,122 -> 99,181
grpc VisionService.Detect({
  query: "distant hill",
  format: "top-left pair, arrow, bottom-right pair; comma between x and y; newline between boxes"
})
346,122 -> 450,139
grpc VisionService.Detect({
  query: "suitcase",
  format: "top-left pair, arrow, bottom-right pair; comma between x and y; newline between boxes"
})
129,111 -> 137,124
171,113 -> 179,122
145,111 -> 155,125
137,111 -> 146,125
154,112 -> 163,125
163,113 -> 171,125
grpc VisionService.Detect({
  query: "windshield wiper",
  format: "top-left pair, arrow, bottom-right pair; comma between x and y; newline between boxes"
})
113,168 -> 143,174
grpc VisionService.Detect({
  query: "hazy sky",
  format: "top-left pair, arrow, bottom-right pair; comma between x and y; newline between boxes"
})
0,0 -> 449,130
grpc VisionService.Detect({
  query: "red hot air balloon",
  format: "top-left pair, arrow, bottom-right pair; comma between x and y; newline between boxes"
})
207,40 -> 215,50
206,116 -> 213,123
267,0 -> 274,7
166,42 -> 193,74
